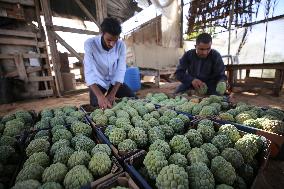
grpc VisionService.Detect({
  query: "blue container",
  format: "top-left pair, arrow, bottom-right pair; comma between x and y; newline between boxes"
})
124,67 -> 141,92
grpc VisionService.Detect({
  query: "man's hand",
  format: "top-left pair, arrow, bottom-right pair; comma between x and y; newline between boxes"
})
192,79 -> 205,89
97,95 -> 112,109
106,92 -> 116,106
106,82 -> 121,105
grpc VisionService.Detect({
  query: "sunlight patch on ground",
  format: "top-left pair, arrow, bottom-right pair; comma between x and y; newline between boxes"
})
241,92 -> 258,96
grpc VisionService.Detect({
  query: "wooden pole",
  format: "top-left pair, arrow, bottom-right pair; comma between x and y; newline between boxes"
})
228,0 -> 235,60
180,0 -> 184,48
40,0 -> 64,96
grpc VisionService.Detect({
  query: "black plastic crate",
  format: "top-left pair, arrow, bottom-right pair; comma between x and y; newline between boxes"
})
95,125 -> 141,162
123,119 -> 272,189
94,110 -> 195,163
212,117 -> 284,159
87,172 -> 140,189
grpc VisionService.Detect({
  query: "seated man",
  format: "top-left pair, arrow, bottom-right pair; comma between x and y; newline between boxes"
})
83,17 -> 135,109
175,33 -> 227,95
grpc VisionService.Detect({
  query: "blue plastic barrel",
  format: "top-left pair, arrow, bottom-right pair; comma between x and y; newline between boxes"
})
124,67 -> 141,92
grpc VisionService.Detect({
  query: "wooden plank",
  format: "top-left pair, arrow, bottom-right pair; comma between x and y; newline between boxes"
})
34,90 -> 54,97
0,37 -> 46,47
5,70 -> 18,77
0,54 -> 14,59
0,29 -> 40,38
0,53 -> 47,59
226,63 -> 284,70
160,68 -> 176,75
53,25 -> 99,35
29,76 -> 53,82
26,65 -> 48,74
0,0 -> 34,6
67,53 -> 84,57
233,82 -> 276,89
140,69 -> 159,76
22,89 -> 54,98
22,53 -> 48,58
52,31 -> 83,62
74,0 -> 100,29
26,67 -> 42,74
0,2 -> 25,20
14,54 -> 28,81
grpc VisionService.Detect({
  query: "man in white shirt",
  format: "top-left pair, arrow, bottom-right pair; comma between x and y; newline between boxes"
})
83,17 -> 135,109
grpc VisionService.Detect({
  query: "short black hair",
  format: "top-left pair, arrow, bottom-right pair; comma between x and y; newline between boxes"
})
100,17 -> 122,36
196,33 -> 212,44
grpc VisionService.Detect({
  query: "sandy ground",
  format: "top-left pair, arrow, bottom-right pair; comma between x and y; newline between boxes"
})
1,82 -> 283,116
0,82 -> 284,188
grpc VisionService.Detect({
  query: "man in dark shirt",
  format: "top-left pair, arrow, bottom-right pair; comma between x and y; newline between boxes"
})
175,33 -> 227,95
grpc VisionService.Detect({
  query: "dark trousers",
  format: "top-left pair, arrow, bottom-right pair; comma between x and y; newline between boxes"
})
175,80 -> 218,95
89,84 -> 135,106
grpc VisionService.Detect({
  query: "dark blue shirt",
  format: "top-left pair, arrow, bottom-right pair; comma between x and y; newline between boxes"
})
175,49 -> 227,88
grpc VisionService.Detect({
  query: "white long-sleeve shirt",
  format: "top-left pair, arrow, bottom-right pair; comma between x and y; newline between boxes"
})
83,35 -> 126,90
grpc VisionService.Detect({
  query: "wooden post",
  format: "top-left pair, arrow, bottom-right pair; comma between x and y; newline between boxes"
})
228,0 -> 235,57
274,69 -> 284,96
94,0 -> 107,25
40,0 -> 64,96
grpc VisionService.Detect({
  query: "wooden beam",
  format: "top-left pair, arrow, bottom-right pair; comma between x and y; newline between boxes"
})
226,63 -> 284,70
94,0 -> 107,24
22,53 -> 48,58
40,0 -> 64,96
233,82 -> 277,89
29,76 -> 53,82
0,29 -> 40,38
0,54 -> 14,59
52,31 -> 83,62
22,89 -> 54,98
0,53 -> 47,59
26,65 -> 49,74
67,53 -> 84,57
53,25 -> 99,35
0,0 -> 34,6
0,37 -> 46,47
5,70 -> 18,77
26,67 -> 43,74
74,0 -> 100,29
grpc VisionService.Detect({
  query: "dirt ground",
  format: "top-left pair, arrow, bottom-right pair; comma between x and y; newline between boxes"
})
0,82 -> 284,188
1,82 -> 283,116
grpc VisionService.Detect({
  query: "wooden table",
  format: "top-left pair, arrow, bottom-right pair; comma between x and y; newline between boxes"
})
226,63 -> 284,96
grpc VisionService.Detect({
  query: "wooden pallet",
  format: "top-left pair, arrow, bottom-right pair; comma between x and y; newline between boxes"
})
0,28 -> 55,98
